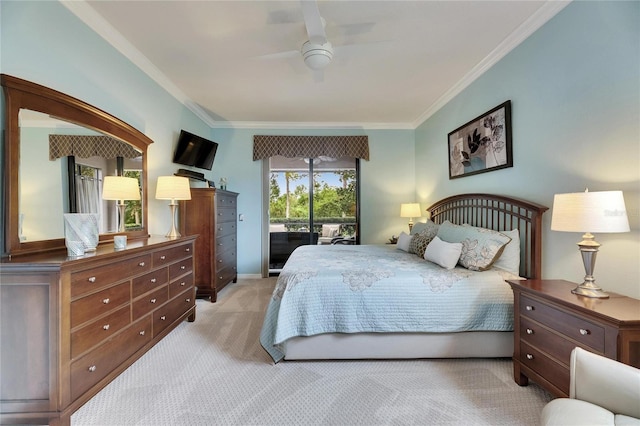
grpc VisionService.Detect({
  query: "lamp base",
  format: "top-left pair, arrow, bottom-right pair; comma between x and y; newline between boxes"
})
165,203 -> 182,238
571,283 -> 609,299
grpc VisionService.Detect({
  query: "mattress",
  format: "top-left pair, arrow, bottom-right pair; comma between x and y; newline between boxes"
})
260,244 -> 519,362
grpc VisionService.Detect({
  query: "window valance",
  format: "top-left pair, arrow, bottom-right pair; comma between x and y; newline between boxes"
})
253,135 -> 369,161
49,135 -> 141,160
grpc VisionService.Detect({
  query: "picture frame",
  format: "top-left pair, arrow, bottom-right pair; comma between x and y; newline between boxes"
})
448,100 -> 512,179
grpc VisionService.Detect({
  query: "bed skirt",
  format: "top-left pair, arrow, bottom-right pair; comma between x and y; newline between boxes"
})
283,331 -> 514,360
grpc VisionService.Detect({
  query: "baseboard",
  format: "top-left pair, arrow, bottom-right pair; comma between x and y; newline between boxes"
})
237,274 -> 263,280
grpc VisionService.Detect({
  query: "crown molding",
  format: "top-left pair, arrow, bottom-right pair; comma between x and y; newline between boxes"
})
63,0 -> 570,132
412,0 -> 571,129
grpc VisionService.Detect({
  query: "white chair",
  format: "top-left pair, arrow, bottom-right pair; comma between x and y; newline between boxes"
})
540,347 -> 640,426
317,224 -> 341,244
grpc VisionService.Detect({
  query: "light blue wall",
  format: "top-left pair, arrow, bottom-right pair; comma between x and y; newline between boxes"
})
0,1 -> 416,275
210,127 -> 415,275
2,1 -> 638,296
415,1 -> 640,297
0,1 -> 211,246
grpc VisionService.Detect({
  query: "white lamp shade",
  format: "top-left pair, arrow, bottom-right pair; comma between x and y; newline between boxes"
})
102,176 -> 141,201
551,190 -> 630,233
155,176 -> 191,201
400,203 -> 422,218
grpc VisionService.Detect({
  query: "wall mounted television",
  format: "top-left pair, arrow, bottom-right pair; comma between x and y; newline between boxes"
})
172,130 -> 218,170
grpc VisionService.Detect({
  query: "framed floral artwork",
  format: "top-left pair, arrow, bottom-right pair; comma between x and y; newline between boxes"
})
448,100 -> 512,179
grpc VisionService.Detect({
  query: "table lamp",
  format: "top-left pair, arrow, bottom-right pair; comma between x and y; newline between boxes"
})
102,176 -> 141,233
400,203 -> 422,232
550,189 -> 630,298
155,176 -> 191,238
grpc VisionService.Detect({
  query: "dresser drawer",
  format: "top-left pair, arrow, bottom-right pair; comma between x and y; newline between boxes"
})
216,193 -> 237,208
153,243 -> 193,266
71,315 -> 152,401
215,207 -> 237,223
132,268 -> 169,299
215,249 -> 237,273
132,286 -> 169,321
520,294 -> 605,351
169,258 -> 193,281
520,317 -> 580,366
70,254 -> 152,298
215,221 -> 237,238
71,282 -> 130,328
169,273 -> 194,299
153,288 -> 195,337
71,305 -> 131,359
215,265 -> 237,288
520,341 -> 569,395
216,233 -> 236,252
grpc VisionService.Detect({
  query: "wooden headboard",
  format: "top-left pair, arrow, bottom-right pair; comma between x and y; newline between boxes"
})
427,194 -> 548,279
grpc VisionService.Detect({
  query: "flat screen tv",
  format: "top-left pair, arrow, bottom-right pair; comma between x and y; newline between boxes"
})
172,130 -> 218,170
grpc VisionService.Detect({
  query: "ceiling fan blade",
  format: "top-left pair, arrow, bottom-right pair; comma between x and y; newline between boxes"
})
300,0 -> 327,45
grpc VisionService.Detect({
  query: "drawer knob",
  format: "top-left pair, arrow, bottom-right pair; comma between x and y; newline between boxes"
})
160,255 -> 166,260
102,298 -> 110,304
219,276 -> 223,280
185,247 -> 190,252
139,330 -> 146,336
526,328 -> 534,335
526,354 -> 534,360
180,282 -> 186,286
139,262 -> 146,267
103,324 -> 110,331
88,276 -> 96,283
151,278 -> 157,283
219,260 -> 223,263
88,365 -> 97,372
186,298 -> 191,303
150,298 -> 157,304
525,305 -> 534,311
579,328 -> 590,336
181,265 -> 186,270
160,315 -> 166,321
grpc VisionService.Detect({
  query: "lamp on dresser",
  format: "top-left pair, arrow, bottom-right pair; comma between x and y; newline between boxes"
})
156,176 -> 191,238
550,189 -> 630,298
400,203 -> 422,232
102,176 -> 141,233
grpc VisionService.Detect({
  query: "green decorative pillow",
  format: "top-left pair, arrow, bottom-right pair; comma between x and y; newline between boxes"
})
436,221 -> 511,271
408,220 -> 439,257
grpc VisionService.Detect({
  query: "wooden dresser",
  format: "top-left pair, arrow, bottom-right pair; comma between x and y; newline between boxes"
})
508,279 -> 640,397
0,235 -> 196,426
179,188 -> 238,302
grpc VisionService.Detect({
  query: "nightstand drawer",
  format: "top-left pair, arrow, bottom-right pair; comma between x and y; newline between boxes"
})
520,317 -> 580,366
520,294 -> 605,351
520,341 -> 569,395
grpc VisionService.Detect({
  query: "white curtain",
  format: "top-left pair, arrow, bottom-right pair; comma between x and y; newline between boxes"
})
75,175 -> 101,214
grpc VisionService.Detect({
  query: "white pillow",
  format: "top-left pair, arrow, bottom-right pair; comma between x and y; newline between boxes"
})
396,232 -> 412,252
423,236 -> 463,270
493,229 -> 520,275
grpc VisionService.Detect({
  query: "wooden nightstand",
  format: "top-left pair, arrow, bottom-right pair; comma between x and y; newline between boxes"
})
507,279 -> 640,397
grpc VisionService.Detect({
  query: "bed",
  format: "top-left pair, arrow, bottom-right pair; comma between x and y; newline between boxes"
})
260,193 -> 548,362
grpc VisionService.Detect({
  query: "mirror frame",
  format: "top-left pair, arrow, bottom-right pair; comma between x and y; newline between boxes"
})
2,74 -> 153,256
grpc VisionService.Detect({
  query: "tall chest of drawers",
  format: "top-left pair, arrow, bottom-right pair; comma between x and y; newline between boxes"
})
0,236 -> 197,426
179,188 -> 238,302
508,279 -> 640,397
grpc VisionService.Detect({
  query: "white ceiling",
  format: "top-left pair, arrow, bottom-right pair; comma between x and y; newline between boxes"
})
66,1 -> 570,129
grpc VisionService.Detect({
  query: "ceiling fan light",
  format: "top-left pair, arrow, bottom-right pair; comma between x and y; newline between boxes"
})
301,41 -> 333,70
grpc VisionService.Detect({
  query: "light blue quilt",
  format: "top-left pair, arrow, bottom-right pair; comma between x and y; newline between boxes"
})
260,244 -> 518,362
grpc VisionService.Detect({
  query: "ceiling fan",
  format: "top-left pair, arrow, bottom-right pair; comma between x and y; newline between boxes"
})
300,0 -> 333,73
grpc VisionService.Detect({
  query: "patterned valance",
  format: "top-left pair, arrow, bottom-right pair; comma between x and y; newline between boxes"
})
49,135 -> 141,160
253,135 -> 369,161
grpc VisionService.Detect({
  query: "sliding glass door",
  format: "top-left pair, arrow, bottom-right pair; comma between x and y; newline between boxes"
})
266,155 -> 359,274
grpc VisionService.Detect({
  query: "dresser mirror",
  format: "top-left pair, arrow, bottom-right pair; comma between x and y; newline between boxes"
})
2,74 -> 153,256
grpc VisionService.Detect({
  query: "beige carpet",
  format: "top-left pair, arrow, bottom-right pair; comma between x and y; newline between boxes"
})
72,278 -> 552,425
